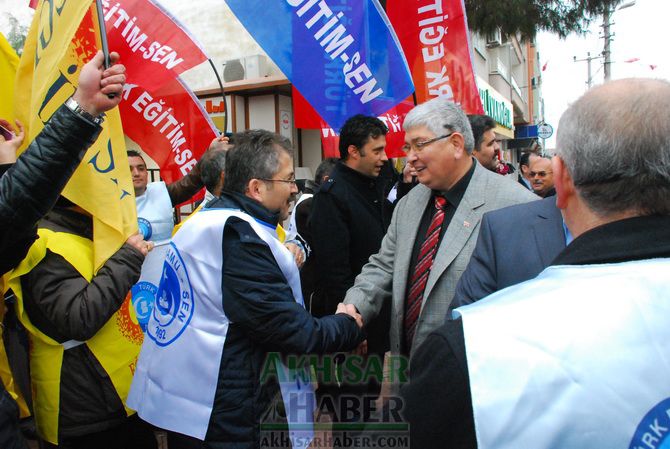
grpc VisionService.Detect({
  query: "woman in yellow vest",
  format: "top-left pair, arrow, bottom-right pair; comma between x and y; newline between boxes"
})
8,201 -> 156,449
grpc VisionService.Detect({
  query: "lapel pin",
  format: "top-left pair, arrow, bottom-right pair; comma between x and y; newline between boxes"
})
463,221 -> 471,228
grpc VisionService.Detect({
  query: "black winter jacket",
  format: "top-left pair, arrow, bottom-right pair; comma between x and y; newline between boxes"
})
0,104 -> 102,449
203,191 -> 364,448
309,162 -> 392,354
0,105 -> 101,276
20,208 -> 145,439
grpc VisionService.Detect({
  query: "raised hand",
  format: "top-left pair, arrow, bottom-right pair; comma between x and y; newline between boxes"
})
73,51 -> 126,117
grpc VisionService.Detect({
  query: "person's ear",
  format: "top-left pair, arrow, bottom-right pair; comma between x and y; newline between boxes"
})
347,145 -> 360,160
553,156 -> 575,210
246,179 -> 266,202
450,133 -> 466,159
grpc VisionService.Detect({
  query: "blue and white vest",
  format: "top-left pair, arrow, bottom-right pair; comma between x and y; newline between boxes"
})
135,182 -> 173,244
127,208 -> 315,448
455,258 -> 670,449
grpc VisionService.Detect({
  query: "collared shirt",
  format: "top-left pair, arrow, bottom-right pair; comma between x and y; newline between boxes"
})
406,158 -> 476,294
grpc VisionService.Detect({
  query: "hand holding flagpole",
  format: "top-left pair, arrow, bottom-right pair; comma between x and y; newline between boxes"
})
95,0 -> 115,97
72,51 -> 126,117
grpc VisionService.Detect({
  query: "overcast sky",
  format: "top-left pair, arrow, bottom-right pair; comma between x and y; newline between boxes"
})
3,0 -> 668,151
537,0 -> 669,148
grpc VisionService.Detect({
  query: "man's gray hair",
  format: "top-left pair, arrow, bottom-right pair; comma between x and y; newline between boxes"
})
403,97 -> 475,153
556,78 -> 670,216
223,130 -> 293,194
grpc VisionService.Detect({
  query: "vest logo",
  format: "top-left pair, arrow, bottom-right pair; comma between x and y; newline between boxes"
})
148,244 -> 194,347
131,281 -> 157,332
138,217 -> 152,240
629,397 -> 670,449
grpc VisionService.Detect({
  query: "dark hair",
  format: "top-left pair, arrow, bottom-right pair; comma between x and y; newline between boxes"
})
127,150 -> 145,162
200,149 -> 227,193
338,115 -> 388,160
519,152 -> 532,168
314,158 -> 338,184
467,114 -> 496,150
223,130 -> 293,194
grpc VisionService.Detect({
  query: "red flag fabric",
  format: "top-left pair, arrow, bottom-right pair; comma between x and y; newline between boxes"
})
319,100 -> 414,159
119,77 -> 218,186
542,60 -> 548,71
102,0 -> 208,91
387,0 -> 483,113
28,0 -> 39,9
624,58 -> 640,63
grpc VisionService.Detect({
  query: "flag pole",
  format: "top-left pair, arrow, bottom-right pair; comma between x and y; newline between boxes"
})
95,0 -> 115,98
208,59 -> 227,135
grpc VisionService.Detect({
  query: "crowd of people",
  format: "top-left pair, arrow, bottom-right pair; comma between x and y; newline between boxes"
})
1,49 -> 669,449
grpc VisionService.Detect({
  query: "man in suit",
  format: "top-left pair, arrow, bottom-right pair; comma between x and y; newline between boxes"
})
401,78 -> 670,449
343,97 -> 536,361
450,196 -> 566,310
529,155 -> 555,197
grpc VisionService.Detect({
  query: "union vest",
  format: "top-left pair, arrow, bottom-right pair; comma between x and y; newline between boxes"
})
136,182 -> 173,243
456,258 -> 670,449
128,207 -> 314,448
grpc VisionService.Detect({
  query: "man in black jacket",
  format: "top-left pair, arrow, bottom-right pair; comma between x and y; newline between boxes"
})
401,78 -> 670,449
128,129 -> 364,449
0,51 -> 128,449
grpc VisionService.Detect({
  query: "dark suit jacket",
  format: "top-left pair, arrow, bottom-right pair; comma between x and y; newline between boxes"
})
450,196 -> 565,312
401,214 -> 670,449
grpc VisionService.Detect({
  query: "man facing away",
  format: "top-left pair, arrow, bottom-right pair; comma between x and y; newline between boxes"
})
343,97 -> 536,364
401,78 -> 670,449
128,129 -> 364,449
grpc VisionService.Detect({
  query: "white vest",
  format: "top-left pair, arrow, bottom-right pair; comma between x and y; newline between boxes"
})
455,258 -> 670,449
128,208 -> 315,447
135,182 -> 174,244
285,193 -> 312,242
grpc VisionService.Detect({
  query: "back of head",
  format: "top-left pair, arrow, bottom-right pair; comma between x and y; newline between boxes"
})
403,97 -> 475,152
468,114 -> 496,149
315,157 -> 338,184
223,130 -> 293,194
338,115 -> 388,160
200,149 -> 228,194
556,78 -> 670,216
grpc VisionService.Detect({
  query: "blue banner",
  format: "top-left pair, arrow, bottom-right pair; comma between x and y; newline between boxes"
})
225,0 -> 414,131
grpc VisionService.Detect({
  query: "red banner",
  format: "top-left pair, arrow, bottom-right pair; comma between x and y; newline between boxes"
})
102,0 -> 208,91
387,0 -> 483,114
119,77 -> 218,185
319,100 -> 414,159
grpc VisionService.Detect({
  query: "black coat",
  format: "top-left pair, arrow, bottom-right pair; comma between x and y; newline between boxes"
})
0,105 -> 102,449
203,192 -> 364,448
401,214 -> 670,449
309,162 -> 392,353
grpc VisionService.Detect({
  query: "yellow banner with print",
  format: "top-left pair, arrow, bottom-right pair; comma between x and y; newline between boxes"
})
14,0 -> 137,272
0,32 -> 19,120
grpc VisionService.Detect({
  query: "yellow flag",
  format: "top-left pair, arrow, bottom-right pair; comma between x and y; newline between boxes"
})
0,32 -> 19,120
14,0 -> 137,271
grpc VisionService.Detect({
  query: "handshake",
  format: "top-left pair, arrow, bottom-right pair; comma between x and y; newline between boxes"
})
335,302 -> 363,329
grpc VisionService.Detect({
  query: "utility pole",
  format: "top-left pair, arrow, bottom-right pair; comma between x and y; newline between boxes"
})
574,52 -> 599,89
603,7 -> 612,81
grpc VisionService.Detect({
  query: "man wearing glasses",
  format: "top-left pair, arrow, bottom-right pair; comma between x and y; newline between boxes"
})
128,129 -> 364,449
344,97 -> 536,364
529,155 -> 555,197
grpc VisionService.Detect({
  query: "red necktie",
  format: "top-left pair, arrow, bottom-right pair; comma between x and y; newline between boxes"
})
404,195 -> 447,350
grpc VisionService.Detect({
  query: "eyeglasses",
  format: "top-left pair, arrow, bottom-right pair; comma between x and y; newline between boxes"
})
258,178 -> 297,185
402,132 -> 454,154
530,171 -> 552,178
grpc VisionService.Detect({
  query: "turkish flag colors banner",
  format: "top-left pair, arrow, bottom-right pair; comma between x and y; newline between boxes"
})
119,77 -> 218,185
102,0 -> 208,91
387,0 -> 483,113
